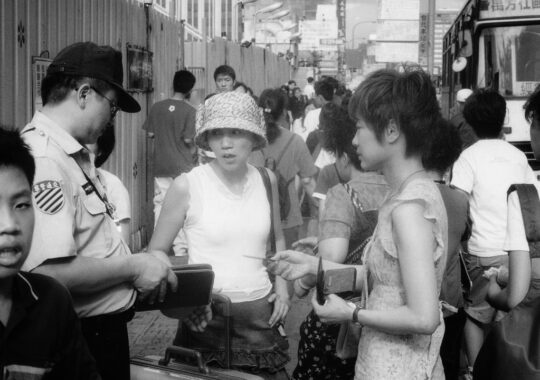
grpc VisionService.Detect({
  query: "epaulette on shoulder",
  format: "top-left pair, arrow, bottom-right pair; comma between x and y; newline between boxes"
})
21,126 -> 48,157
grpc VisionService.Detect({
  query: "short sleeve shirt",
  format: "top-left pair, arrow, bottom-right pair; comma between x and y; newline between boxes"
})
503,186 -> 538,252
303,84 -> 315,99
249,128 -> 317,228
320,173 -> 388,251
451,139 -> 536,257
97,168 -> 131,222
1,272 -> 100,379
143,99 -> 196,177
313,164 -> 343,201
300,108 -> 321,141
21,112 -> 135,317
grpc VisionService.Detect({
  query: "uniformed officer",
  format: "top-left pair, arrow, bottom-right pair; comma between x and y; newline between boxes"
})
21,42 -> 178,380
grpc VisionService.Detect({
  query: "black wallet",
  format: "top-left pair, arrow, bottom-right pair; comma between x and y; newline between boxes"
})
134,263 -> 215,312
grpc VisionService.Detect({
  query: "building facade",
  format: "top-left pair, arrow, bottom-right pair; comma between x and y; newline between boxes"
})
138,0 -> 242,42
433,10 -> 458,73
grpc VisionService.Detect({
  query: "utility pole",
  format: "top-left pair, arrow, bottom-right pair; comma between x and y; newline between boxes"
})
427,0 -> 435,74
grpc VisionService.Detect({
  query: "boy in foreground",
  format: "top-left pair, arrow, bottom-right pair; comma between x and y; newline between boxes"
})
0,128 -> 99,379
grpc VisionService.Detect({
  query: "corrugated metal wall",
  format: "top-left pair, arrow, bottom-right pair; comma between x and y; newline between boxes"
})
0,0 -> 182,250
185,39 -> 292,96
0,0 -> 292,249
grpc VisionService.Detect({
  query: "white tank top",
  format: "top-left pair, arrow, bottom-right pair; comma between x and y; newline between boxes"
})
184,164 -> 273,303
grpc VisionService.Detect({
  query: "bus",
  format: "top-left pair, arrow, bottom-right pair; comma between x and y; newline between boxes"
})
441,0 -> 540,170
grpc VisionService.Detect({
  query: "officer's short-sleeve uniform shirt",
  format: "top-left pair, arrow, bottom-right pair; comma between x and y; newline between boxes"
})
21,112 -> 135,318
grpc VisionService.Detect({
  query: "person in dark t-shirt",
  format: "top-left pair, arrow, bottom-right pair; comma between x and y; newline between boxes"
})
143,70 -> 197,226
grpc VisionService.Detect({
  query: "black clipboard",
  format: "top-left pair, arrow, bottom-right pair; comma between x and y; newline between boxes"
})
134,263 -> 215,312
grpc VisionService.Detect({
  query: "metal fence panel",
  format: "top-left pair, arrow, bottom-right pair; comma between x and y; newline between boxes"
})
0,0 -> 292,248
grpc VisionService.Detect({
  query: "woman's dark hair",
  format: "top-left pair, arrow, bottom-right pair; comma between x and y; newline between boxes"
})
340,91 -> 353,113
95,124 -> 116,168
422,117 -> 462,174
259,88 -> 287,144
463,88 -> 506,138
0,126 -> 35,185
234,81 -> 248,92
348,68 -> 440,158
319,103 -> 361,170
41,74 -> 112,106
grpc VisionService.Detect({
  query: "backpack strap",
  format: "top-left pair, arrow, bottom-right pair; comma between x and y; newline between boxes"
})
342,183 -> 371,264
258,167 -> 276,254
508,184 -> 540,243
343,183 -> 364,215
275,134 -> 295,168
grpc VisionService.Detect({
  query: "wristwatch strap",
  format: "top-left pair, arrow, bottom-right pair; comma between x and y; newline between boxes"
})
352,304 -> 362,324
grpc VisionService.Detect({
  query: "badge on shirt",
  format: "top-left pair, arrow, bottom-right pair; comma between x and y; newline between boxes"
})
32,180 -> 65,214
169,105 -> 175,112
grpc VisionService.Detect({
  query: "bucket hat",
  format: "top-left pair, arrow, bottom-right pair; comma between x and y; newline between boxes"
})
195,91 -> 267,150
46,41 -> 140,113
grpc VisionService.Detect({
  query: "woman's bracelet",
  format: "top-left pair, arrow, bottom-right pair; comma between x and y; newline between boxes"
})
347,301 -> 363,325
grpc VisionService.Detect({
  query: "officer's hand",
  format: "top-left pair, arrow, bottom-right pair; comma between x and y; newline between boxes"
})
130,253 -> 178,304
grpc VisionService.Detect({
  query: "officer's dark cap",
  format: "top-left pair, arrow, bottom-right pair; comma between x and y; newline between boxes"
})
46,42 -> 141,113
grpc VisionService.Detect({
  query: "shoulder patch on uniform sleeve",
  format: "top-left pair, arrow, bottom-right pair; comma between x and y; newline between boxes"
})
32,180 -> 65,214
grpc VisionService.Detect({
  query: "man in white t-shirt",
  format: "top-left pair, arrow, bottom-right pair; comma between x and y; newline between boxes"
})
450,88 -> 536,374
473,84 -> 540,380
299,81 -> 337,175
298,80 -> 333,141
303,76 -> 315,99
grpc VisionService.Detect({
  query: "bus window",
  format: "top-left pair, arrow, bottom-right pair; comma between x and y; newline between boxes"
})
479,26 -> 540,97
516,27 -> 540,83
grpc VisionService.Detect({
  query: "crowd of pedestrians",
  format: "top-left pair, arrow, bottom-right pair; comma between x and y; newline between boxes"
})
2,40 -> 540,380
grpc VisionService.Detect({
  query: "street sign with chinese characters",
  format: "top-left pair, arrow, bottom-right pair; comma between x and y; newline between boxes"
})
480,0 -> 540,18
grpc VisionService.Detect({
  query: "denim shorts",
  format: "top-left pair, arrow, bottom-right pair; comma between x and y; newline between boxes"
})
175,296 -> 290,374
463,253 -> 508,324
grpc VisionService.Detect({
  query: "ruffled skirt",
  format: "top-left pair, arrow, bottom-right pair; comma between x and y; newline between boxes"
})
175,295 -> 290,374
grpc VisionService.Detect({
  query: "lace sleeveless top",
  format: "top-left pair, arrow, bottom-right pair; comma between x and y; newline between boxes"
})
355,178 -> 448,380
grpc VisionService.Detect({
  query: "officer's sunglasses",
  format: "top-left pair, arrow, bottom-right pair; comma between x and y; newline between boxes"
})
91,87 -> 120,118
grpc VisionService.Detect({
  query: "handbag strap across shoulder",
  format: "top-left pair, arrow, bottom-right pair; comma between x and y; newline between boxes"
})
258,167 -> 276,254
342,183 -> 370,265
343,183 -> 364,215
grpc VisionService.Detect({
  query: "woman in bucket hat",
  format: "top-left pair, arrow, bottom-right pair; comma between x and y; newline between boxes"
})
148,91 -> 291,379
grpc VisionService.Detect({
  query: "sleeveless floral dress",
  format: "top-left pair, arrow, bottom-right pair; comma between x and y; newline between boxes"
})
354,178 -> 448,380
